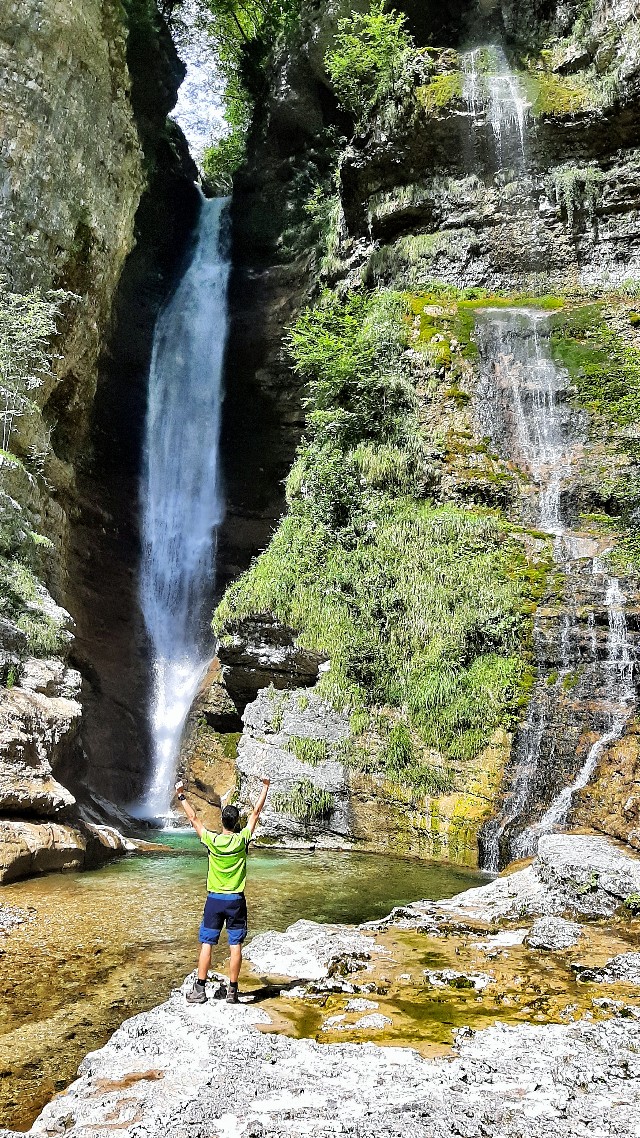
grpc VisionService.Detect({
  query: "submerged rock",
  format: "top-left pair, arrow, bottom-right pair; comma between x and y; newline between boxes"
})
574,953 -> 640,986
526,916 -> 583,951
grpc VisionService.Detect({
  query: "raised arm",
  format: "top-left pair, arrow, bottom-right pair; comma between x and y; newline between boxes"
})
174,780 -> 205,838
246,777 -> 270,835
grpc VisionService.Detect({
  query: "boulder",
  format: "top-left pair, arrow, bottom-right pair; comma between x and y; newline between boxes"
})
217,616 -> 326,707
440,835 -> 640,922
0,687 -> 81,815
0,819 -> 85,883
535,834 -> 640,917
236,687 -> 352,842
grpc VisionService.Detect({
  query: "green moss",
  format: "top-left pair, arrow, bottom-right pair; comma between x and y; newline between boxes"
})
272,780 -> 334,823
417,72 -> 463,112
521,72 -> 594,115
550,306 -> 640,426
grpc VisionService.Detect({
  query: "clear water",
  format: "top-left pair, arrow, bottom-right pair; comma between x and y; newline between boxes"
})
0,840 -> 485,1130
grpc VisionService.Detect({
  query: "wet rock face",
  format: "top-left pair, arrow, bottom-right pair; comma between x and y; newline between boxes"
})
0,0 -> 195,855
0,688 -> 81,816
235,687 -> 352,843
218,618 -> 327,709
0,0 -> 146,582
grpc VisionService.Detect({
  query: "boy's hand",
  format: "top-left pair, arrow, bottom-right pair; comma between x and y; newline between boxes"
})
261,777 -> 270,786
175,780 -> 185,795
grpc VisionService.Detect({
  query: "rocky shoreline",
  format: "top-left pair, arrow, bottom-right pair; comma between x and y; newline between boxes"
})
4,833 -> 640,1137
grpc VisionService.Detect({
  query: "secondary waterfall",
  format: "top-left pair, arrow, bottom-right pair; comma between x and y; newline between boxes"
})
474,307 -> 636,869
459,46 -> 637,869
137,195 -> 230,819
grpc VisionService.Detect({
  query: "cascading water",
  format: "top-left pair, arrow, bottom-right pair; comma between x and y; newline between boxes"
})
474,307 -> 636,869
459,46 -> 637,869
136,195 -> 230,819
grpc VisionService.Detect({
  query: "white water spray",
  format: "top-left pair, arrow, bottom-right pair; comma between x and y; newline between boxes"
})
137,195 -> 230,819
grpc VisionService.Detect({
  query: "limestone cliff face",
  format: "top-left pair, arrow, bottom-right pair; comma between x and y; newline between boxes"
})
185,0 -> 640,865
0,0 -> 194,878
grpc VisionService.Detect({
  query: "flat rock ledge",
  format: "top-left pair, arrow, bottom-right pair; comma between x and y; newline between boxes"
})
245,919 -> 382,980
3,984 -> 639,1138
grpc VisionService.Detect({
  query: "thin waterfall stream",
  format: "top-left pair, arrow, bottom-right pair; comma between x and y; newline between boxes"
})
474,308 -> 636,869
137,195 -> 230,819
461,47 -> 637,869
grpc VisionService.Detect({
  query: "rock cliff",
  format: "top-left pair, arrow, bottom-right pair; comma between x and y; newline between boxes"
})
0,0 -> 196,878
184,0 -> 640,867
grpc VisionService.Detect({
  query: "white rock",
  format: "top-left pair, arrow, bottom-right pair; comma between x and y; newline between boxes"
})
526,916 -> 583,951
245,918 -> 382,980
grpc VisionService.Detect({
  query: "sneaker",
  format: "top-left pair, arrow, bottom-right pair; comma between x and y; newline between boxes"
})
186,982 -> 207,1004
226,985 -> 239,1004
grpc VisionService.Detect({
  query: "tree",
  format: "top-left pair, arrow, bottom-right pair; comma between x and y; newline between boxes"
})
325,1 -> 413,120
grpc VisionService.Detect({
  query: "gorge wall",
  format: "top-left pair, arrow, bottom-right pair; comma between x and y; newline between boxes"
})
0,0 -> 196,879
184,0 -> 640,867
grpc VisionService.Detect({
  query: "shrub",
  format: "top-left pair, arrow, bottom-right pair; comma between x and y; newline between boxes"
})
202,130 -> 246,193
0,280 -> 66,452
286,736 -> 330,765
272,780 -> 334,823
325,1 -> 413,120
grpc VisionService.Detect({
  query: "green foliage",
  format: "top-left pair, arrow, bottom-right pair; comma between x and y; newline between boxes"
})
202,130 -> 246,193
215,289 -> 538,794
272,779 -> 334,823
179,1 -> 302,176
624,892 -> 640,916
0,557 -> 66,657
286,736 -> 329,765
324,1 -> 413,120
549,166 -> 604,226
0,280 -> 66,453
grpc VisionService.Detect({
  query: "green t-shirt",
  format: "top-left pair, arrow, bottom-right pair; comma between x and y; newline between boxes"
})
201,826 -> 252,894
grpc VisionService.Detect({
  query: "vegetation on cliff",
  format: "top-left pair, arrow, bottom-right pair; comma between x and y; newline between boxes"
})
0,284 -> 71,662
216,287 -> 538,792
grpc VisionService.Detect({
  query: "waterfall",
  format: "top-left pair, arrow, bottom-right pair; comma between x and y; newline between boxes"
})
516,574 -> 635,852
136,195 -> 230,819
462,45 -> 528,166
474,307 -> 636,869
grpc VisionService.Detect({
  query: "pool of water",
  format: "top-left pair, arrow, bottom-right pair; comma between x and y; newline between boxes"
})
0,835 -> 486,1130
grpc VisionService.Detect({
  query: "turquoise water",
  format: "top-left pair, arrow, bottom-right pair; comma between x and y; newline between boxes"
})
0,838 -> 486,1129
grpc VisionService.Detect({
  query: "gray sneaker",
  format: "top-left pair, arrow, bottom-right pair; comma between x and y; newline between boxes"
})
226,985 -> 239,1004
186,982 -> 207,1004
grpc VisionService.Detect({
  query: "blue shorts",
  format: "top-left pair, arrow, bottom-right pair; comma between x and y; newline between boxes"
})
199,892 -> 247,946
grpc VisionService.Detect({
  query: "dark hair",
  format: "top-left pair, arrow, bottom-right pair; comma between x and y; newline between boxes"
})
221,804 -> 240,831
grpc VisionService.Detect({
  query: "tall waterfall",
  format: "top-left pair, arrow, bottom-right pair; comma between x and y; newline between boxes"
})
137,195 -> 230,819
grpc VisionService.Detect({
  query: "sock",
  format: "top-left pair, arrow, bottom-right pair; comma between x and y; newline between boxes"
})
195,977 -> 206,989
229,981 -> 238,990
